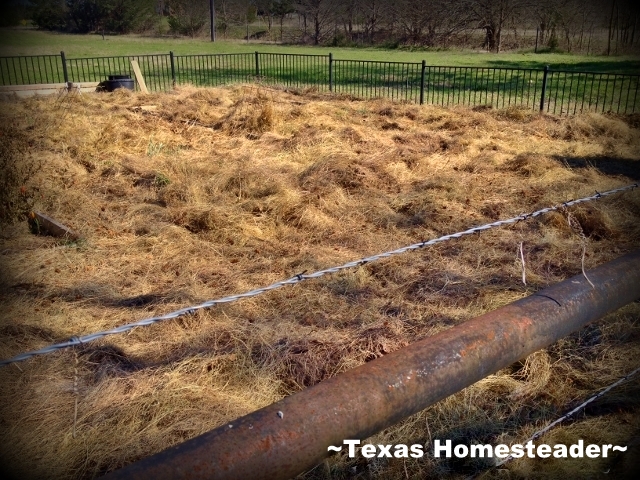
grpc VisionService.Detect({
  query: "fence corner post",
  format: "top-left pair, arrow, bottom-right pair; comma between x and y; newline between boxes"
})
420,60 -> 426,105
255,51 -> 260,79
60,51 -> 69,84
169,51 -> 176,88
539,65 -> 549,112
329,52 -> 333,92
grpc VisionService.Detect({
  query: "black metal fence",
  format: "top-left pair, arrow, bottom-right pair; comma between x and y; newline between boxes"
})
0,54 -> 66,85
1,50 -> 638,115
65,54 -> 173,92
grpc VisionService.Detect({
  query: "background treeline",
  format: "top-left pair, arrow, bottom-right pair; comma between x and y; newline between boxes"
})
3,0 -> 639,53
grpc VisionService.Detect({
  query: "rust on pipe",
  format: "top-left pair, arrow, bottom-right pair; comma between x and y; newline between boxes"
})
104,250 -> 640,480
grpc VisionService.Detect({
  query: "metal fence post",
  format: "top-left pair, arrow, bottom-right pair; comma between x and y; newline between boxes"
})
169,51 -> 176,88
255,51 -> 260,78
539,65 -> 549,112
60,51 -> 69,84
420,60 -> 426,105
328,53 -> 333,92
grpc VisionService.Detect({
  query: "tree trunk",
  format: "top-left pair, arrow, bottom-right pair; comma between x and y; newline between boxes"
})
608,0 -> 616,55
484,25 -> 496,51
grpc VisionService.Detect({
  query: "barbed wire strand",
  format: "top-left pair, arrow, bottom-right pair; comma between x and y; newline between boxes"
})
492,364 -> 640,469
519,241 -> 526,286
565,209 -> 596,289
1,184 -> 637,367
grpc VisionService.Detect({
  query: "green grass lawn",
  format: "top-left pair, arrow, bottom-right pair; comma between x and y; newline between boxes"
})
1,28 -> 639,73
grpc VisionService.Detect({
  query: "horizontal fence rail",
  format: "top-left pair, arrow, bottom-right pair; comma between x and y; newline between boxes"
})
1,51 -> 639,114
103,249 -> 640,480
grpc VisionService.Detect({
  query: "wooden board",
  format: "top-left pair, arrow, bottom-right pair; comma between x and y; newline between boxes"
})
130,60 -> 149,94
0,82 -> 100,98
29,211 -> 80,240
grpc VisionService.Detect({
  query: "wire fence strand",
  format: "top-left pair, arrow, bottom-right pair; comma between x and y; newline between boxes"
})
493,364 -> 640,468
1,183 -> 637,367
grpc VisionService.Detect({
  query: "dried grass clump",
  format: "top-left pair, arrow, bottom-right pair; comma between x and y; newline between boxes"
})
563,113 -> 632,141
253,321 -> 409,391
299,155 -> 397,194
0,125 -> 41,223
509,350 -> 554,400
502,153 -> 562,177
1,85 -> 640,480
214,89 -> 275,135
496,105 -> 536,122
570,205 -> 617,240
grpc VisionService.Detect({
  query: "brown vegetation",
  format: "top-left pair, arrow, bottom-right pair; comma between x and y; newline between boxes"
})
0,85 -> 639,479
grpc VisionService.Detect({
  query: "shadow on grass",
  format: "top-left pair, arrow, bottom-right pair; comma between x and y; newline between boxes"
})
485,59 -> 640,74
554,155 -> 640,182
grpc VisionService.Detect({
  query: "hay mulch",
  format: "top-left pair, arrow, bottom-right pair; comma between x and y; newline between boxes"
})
1,85 -> 639,479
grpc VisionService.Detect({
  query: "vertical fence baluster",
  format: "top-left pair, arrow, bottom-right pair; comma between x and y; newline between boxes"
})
10,57 -> 18,84
170,51 -> 176,88
60,51 -> 69,84
362,62 -> 368,97
550,70 -> 556,114
473,68 -> 479,106
616,75 -> 623,113
25,57 -> 33,84
579,73 -> 586,113
623,76 -> 631,114
539,65 -> 549,112
595,74 -> 603,113
328,53 -> 333,92
499,68 -> 504,107
560,72 -> 568,115
419,60 -> 425,105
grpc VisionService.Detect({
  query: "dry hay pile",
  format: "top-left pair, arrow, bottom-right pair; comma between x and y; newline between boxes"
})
0,84 -> 639,479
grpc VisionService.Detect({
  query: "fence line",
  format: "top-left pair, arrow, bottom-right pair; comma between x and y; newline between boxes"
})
1,184 -> 636,367
1,51 -> 639,114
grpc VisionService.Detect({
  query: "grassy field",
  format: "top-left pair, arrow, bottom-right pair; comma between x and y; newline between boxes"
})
0,84 -> 639,479
1,28 -> 640,73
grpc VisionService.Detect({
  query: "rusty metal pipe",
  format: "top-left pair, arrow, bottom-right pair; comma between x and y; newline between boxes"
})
104,250 -> 640,480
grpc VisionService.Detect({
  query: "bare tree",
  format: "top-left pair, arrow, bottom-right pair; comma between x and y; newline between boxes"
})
359,0 -> 386,43
296,0 -> 336,44
527,0 -> 558,46
272,0 -> 294,40
167,0 -> 209,37
467,0 -> 528,52
553,0 -> 598,52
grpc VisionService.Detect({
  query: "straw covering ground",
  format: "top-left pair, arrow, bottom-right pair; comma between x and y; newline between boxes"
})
1,84 -> 640,479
